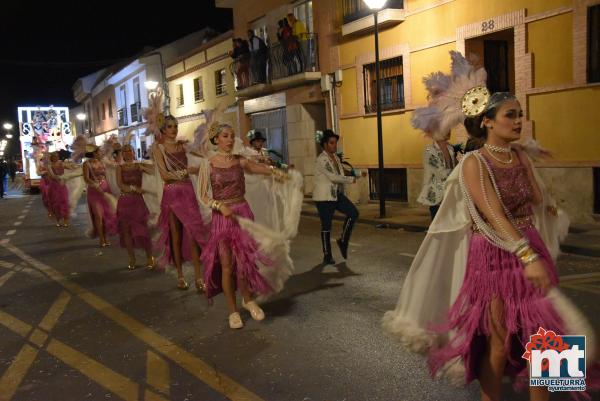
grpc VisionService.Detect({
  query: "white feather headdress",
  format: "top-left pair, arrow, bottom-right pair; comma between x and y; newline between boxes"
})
142,88 -> 165,140
411,51 -> 488,140
191,102 -> 227,156
71,135 -> 98,163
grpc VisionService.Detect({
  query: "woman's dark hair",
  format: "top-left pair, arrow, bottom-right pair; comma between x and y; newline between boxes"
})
85,148 -> 98,159
463,92 -> 516,151
320,129 -> 339,147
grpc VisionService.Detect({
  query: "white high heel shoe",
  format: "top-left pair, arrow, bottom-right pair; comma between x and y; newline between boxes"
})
242,300 -> 265,321
229,312 -> 244,329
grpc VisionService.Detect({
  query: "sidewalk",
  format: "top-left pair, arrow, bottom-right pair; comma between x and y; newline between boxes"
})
301,200 -> 600,258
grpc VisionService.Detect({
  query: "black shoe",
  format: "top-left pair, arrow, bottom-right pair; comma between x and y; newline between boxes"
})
321,231 -> 336,265
336,238 -> 348,260
337,217 -> 356,260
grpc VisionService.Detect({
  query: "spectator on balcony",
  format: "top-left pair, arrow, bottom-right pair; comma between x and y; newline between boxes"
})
280,18 -> 302,75
247,30 -> 268,84
277,19 -> 294,76
229,38 -> 250,89
287,13 -> 307,39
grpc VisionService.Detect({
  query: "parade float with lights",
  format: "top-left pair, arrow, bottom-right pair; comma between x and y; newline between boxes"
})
18,106 -> 73,190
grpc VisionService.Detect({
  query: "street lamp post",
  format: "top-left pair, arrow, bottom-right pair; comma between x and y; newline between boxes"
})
363,0 -> 387,218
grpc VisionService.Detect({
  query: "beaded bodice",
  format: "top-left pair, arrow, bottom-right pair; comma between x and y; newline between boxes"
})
480,151 -> 533,226
164,150 -> 187,172
89,161 -> 106,180
210,162 -> 245,200
121,165 -> 142,187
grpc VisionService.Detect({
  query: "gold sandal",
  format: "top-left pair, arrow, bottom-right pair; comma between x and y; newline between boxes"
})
145,256 -> 156,271
127,258 -> 136,270
195,278 -> 206,293
177,278 -> 189,290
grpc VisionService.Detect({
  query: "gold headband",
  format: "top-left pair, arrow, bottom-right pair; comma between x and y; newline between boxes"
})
208,121 -> 221,140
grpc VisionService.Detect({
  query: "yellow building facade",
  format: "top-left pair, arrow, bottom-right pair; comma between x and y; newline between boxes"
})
337,0 -> 600,222
166,31 -> 239,141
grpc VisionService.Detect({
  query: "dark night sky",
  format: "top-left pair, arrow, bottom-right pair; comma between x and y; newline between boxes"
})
0,2 -> 232,157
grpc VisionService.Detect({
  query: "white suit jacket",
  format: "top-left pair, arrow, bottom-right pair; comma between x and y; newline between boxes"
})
312,151 -> 354,201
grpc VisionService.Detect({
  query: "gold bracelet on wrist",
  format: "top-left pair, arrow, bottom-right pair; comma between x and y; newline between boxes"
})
518,247 -> 539,266
521,253 -> 539,266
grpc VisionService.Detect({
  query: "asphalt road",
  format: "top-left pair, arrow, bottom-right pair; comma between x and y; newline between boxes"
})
0,191 -> 598,401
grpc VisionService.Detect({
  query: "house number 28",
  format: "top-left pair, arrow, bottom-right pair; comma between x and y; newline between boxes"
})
481,20 -> 495,32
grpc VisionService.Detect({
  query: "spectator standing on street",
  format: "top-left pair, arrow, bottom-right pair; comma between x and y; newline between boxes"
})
0,159 -> 7,198
416,131 -> 457,220
9,157 -> 17,182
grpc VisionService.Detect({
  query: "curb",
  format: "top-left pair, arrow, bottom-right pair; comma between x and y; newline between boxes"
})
301,211 -> 599,258
301,211 -> 428,233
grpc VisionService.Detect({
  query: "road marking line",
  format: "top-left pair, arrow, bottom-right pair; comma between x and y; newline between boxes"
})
144,389 -> 170,401
559,272 -> 600,283
38,291 -> 71,332
147,350 -> 170,396
561,283 -> 600,296
0,271 -> 15,288
6,230 -> 16,236
28,328 -> 49,348
17,215 -> 25,220
1,241 -> 265,401
0,310 -> 32,337
13,222 -> 21,226
0,345 -> 39,401
46,339 -> 139,401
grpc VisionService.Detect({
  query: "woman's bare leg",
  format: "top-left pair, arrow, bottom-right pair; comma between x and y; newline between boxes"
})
480,298 -> 508,401
219,243 -> 237,314
123,223 -> 135,267
168,211 -> 184,279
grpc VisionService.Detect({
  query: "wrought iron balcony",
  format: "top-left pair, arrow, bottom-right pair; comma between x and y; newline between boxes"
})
130,102 -> 142,123
117,107 -> 128,127
230,33 -> 319,92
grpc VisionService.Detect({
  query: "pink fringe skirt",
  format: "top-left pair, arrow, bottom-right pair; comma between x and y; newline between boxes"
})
49,179 -> 69,219
428,227 -> 563,389
201,200 -> 274,300
40,176 -> 51,212
155,181 -> 208,269
117,193 -> 151,250
86,180 -> 118,237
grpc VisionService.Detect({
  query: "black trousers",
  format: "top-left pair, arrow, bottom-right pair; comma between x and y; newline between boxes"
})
315,193 -> 359,232
429,205 -> 440,221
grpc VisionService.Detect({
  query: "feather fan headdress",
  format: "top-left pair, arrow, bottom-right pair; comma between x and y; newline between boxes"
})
101,134 -> 121,157
411,51 -> 498,140
191,102 -> 227,156
71,135 -> 98,163
142,88 -> 165,140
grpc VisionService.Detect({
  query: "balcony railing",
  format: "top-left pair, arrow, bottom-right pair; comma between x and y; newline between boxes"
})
342,0 -> 404,24
230,33 -> 319,91
117,107 -> 127,127
130,101 -> 142,123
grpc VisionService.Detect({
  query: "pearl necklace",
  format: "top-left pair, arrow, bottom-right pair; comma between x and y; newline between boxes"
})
484,143 -> 511,153
484,144 -> 513,164
217,150 -> 235,161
